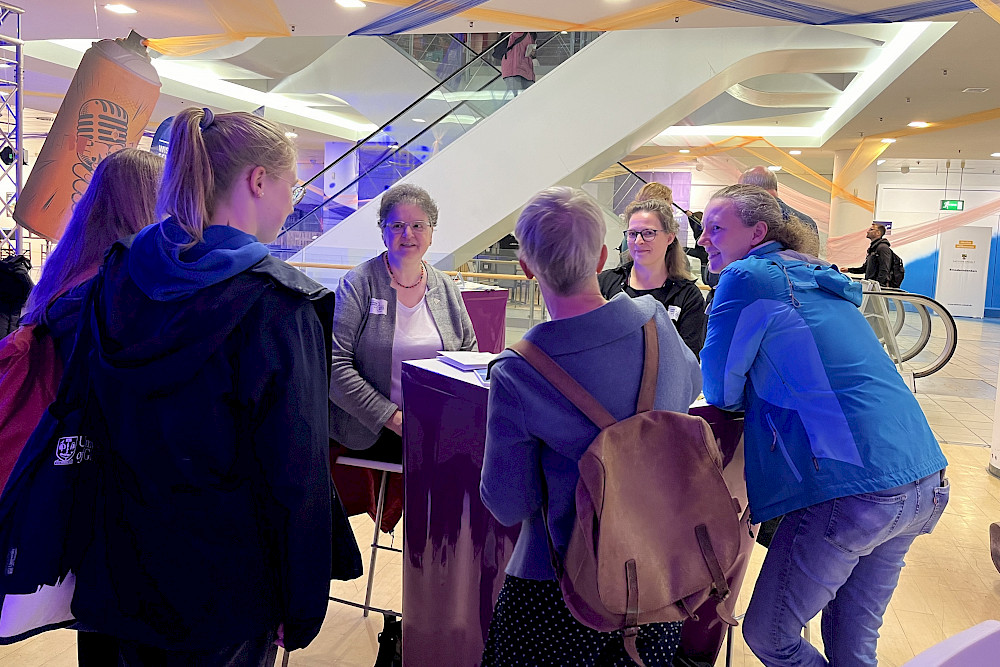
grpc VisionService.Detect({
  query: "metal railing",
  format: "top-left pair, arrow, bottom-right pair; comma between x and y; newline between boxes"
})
289,260 -> 550,329
860,281 -> 958,380
269,31 -> 601,259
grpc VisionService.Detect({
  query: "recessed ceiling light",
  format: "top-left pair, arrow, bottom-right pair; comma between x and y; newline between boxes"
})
560,31 -> 568,34
284,131 -> 298,139
104,3 -> 137,13
992,152 -> 1000,157
789,150 -> 802,155
767,165 -> 782,172
880,138 -> 897,143
962,87 -> 989,93
877,159 -> 886,165
412,118 -> 426,123
907,121 -> 931,128
678,149 -> 690,153
335,0 -> 366,7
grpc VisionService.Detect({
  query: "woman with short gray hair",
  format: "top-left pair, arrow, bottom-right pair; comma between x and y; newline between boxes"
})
480,187 -> 701,665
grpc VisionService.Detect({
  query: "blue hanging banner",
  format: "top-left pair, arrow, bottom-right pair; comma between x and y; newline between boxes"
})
689,0 -> 975,25
351,0 -> 490,36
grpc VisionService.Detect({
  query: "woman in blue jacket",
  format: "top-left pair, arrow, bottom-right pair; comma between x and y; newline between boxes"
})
698,184 -> 948,667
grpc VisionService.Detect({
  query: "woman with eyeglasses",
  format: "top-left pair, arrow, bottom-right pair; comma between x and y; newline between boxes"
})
329,183 -> 476,467
598,199 -> 707,358
64,108 -> 337,665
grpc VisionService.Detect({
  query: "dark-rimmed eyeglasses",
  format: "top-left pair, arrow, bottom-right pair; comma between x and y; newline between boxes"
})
624,229 -> 660,242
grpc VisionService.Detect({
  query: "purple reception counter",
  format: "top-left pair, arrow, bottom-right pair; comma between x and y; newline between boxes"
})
398,368 -> 750,666
459,286 -> 508,354
400,359 -> 519,667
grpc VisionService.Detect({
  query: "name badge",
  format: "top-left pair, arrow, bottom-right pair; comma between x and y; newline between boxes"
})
370,298 -> 388,315
667,305 -> 681,321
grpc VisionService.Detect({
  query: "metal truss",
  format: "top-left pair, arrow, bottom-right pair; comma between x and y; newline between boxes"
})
0,2 -> 22,258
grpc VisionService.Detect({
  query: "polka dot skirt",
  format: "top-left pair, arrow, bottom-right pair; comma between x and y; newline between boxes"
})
482,575 -> 683,666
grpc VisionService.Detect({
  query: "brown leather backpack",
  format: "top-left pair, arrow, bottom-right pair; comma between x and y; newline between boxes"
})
509,319 -> 745,666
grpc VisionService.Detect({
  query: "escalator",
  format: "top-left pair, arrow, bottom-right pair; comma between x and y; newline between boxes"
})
269,31 -> 598,261
858,281 -> 959,387
289,23 -> 949,277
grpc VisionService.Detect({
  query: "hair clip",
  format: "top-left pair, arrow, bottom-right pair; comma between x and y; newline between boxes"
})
199,108 -> 215,131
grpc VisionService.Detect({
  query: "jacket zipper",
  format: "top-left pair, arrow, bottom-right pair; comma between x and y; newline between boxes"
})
766,413 -> 802,483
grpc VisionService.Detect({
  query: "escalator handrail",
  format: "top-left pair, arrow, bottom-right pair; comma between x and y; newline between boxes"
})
294,32 -> 514,196
283,31 -> 592,238
861,290 -> 958,378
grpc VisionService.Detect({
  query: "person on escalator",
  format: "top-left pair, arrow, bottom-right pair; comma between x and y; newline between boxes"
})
501,32 -> 537,96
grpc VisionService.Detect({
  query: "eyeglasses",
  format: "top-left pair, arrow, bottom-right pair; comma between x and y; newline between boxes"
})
271,172 -> 305,205
384,221 -> 434,235
625,229 -> 661,242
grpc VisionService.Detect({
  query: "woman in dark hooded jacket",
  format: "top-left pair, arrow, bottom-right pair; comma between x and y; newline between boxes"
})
66,108 -> 337,666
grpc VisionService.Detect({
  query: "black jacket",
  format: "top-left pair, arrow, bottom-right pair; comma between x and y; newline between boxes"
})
0,255 -> 33,337
597,262 -> 707,358
848,237 -> 892,286
64,239 -> 336,651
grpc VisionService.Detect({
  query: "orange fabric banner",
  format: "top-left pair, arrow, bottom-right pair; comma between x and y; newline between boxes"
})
145,0 -> 290,57
362,0 -> 705,31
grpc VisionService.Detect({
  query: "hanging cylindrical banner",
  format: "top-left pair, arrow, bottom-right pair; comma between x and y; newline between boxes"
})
13,33 -> 161,241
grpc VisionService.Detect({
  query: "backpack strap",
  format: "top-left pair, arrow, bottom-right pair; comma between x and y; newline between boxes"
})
507,339 -> 616,429
507,317 -> 660,428
623,558 -> 647,667
636,318 -> 658,414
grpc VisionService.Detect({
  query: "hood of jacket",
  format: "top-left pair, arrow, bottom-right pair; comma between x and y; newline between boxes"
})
868,237 -> 891,253
743,241 -> 862,308
129,219 -> 270,302
89,228 -> 331,398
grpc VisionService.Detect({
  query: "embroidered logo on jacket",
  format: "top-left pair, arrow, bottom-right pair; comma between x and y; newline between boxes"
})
54,436 -> 94,466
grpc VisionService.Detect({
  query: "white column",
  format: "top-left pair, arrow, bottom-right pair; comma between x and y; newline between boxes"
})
829,150 -> 878,265
991,370 -> 1000,478
324,140 -> 360,228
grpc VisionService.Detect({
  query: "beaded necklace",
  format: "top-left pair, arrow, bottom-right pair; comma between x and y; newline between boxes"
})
384,252 -> 425,289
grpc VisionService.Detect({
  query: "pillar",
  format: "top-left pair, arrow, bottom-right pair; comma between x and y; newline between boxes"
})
992,366 -> 1000,478
828,150 -> 877,266
324,140 -> 360,228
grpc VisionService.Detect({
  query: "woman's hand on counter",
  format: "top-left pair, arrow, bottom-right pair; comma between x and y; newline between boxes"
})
385,410 -> 403,436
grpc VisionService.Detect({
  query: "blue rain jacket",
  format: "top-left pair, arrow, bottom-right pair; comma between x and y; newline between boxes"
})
701,242 -> 947,523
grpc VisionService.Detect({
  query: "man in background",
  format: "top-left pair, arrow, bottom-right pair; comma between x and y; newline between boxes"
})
842,223 -> 893,287
738,166 -> 821,251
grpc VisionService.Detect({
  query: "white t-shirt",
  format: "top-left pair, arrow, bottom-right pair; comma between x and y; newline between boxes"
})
390,294 -> 443,407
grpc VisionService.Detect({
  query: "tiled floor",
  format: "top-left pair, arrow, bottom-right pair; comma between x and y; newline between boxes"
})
3,318 -> 999,666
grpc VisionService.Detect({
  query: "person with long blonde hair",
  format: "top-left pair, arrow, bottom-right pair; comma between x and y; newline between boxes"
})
63,108 -> 339,666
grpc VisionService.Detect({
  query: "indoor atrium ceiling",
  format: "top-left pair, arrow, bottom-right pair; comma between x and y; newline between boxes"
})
11,0 -> 1000,175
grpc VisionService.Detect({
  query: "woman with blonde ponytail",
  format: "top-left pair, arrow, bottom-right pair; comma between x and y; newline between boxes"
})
65,107 -> 344,666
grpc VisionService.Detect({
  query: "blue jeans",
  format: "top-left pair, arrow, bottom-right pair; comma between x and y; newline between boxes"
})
743,471 -> 949,667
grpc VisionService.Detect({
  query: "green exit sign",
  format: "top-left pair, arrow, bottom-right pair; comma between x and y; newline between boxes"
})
940,200 -> 965,211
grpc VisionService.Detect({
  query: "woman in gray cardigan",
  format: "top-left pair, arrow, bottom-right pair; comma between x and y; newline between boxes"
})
329,183 -> 477,463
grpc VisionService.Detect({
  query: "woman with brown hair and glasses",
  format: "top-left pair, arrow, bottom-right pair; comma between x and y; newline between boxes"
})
599,198 -> 707,358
